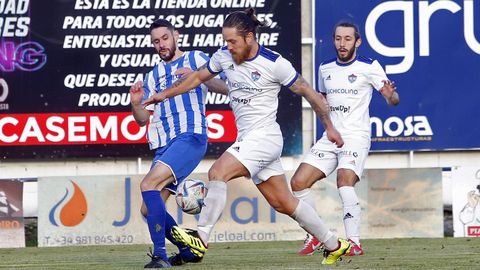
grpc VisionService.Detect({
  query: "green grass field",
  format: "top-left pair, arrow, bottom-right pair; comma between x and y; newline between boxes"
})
1,238 -> 479,269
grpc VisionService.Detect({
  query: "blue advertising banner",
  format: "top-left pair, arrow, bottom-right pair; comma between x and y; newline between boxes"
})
315,0 -> 480,151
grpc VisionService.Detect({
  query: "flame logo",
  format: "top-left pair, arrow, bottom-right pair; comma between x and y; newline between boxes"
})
49,180 -> 88,227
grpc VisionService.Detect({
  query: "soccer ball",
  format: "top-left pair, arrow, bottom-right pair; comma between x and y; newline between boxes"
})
175,179 -> 208,215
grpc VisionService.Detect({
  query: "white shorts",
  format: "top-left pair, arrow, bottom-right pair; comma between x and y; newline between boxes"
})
302,135 -> 370,179
226,125 -> 284,184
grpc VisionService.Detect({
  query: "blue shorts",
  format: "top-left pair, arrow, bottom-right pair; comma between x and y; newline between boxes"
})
151,132 -> 207,193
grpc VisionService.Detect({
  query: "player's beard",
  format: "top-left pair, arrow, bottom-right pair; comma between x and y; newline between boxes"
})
231,44 -> 251,65
158,43 -> 176,62
337,46 -> 356,63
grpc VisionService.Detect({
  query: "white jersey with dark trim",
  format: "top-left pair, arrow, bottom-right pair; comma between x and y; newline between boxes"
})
207,45 -> 298,139
318,55 -> 388,140
143,50 -> 209,149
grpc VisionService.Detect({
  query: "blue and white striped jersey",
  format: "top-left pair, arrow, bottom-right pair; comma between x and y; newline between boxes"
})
143,50 -> 209,149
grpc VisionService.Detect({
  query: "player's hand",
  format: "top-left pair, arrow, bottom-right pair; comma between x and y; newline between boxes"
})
467,190 -> 480,208
143,92 -> 167,107
326,127 -> 344,148
129,81 -> 144,106
175,67 -> 193,78
380,80 -> 396,98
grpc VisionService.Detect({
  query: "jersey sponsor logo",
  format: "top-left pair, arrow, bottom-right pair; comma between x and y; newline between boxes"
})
326,75 -> 331,80
227,64 -> 234,70
348,74 -> 357,83
326,88 -> 358,95
228,81 -> 262,93
231,96 -> 251,105
330,105 -> 351,113
251,70 -> 261,81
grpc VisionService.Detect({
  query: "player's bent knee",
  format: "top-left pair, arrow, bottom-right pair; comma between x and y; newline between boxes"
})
290,176 -> 306,192
140,177 -> 161,191
208,166 -> 226,181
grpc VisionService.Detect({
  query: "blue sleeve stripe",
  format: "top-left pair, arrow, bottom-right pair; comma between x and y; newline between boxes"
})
170,57 -> 185,136
285,72 -> 299,87
199,51 -> 210,62
181,52 -> 195,133
142,72 -> 151,101
259,46 -> 280,62
206,60 -> 220,74
162,63 -> 173,143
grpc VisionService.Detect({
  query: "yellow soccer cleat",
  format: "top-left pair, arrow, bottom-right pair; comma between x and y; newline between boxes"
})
321,238 -> 351,265
171,226 -> 208,254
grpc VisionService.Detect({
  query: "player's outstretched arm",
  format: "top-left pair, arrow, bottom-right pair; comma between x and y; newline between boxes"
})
289,74 -> 344,147
143,65 -> 216,106
380,80 -> 400,106
175,65 -> 228,95
129,80 -> 150,127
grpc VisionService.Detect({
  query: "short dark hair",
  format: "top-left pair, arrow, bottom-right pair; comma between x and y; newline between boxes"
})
149,19 -> 175,33
223,8 -> 269,38
333,21 -> 361,40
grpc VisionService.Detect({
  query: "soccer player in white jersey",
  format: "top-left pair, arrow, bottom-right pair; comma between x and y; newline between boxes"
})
129,19 -> 228,268
143,9 -> 351,265
292,21 -> 400,256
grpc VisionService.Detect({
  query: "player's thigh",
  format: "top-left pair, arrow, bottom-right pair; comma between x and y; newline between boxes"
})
301,136 -> 338,178
141,162 -> 175,191
159,133 -> 208,192
209,151 -> 250,181
225,127 -> 283,183
256,174 -> 298,215
337,138 -> 370,186
290,163 -> 327,191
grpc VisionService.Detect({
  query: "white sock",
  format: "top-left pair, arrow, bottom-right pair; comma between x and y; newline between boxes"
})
291,199 -> 338,250
293,188 -> 317,212
338,186 -> 361,245
197,181 -> 227,245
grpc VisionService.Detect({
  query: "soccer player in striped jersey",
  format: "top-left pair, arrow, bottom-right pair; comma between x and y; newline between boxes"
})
143,9 -> 351,265
129,19 -> 228,268
292,21 -> 400,256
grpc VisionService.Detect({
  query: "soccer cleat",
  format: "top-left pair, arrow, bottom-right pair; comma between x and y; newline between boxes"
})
171,226 -> 207,254
167,248 -> 204,266
298,234 -> 321,256
321,238 -> 351,265
145,249 -> 171,268
345,239 -> 364,256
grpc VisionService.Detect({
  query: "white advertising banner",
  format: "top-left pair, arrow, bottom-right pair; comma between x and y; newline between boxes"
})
38,168 -> 443,247
452,167 -> 480,237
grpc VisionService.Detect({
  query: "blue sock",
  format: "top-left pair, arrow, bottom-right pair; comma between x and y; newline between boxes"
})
142,190 -> 167,260
165,212 -> 196,261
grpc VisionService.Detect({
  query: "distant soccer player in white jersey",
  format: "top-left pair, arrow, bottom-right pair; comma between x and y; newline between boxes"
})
292,21 -> 400,256
143,9 -> 351,265
129,19 -> 228,268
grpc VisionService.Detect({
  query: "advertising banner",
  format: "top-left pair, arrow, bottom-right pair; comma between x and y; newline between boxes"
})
37,168 -> 442,247
1,0 -> 302,159
0,179 -> 25,248
452,167 -> 480,237
313,168 -> 443,239
315,0 -> 480,151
